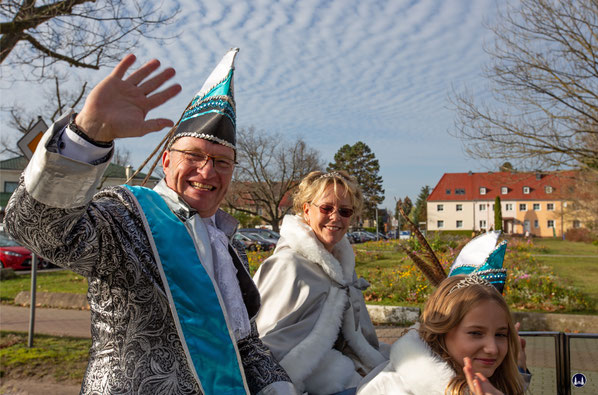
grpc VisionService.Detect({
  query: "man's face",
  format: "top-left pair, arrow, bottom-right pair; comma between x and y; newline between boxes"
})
162,137 -> 235,217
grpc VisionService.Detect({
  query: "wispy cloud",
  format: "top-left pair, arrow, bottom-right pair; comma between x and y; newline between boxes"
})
1,0 -> 502,207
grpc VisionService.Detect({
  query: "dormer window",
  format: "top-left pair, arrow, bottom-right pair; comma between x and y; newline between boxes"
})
523,186 -> 530,194
501,186 -> 508,194
446,189 -> 451,194
545,186 -> 553,194
455,188 -> 465,195
480,187 -> 487,195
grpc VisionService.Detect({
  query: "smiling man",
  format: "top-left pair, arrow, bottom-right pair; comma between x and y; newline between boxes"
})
5,49 -> 295,395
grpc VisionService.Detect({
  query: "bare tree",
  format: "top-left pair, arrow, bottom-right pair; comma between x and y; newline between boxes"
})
0,75 -> 88,156
451,0 -> 598,174
0,0 -> 178,80
225,127 -> 322,232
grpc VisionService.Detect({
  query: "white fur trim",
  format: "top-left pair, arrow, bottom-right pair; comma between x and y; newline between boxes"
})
304,349 -> 359,395
389,328 -> 455,394
280,215 -> 354,284
279,286 -> 348,388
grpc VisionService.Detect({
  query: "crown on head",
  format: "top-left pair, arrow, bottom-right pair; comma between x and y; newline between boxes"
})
318,171 -> 342,179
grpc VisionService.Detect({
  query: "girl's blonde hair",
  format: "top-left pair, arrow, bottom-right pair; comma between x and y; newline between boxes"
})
419,275 -> 524,395
292,170 -> 363,219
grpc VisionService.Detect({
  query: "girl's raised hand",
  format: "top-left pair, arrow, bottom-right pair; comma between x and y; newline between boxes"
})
463,357 -> 504,395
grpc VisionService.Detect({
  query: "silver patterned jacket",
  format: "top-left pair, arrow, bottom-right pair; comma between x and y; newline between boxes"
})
5,113 -> 294,395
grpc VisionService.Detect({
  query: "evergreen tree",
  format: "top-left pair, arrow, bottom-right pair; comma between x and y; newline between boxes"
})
395,196 -> 413,230
494,196 -> 503,231
327,142 -> 384,217
411,186 -> 430,228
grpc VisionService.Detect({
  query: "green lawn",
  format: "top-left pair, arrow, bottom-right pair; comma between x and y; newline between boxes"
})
532,238 -> 598,304
0,271 -> 87,302
0,331 -> 89,383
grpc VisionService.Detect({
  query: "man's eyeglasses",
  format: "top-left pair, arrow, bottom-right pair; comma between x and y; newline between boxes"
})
170,149 -> 237,173
311,203 -> 354,218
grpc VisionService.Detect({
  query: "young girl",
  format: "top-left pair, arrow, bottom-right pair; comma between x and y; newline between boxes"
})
357,274 -> 525,395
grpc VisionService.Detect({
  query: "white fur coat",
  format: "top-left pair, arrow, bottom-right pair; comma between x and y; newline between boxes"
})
357,326 -> 455,395
254,215 -> 387,394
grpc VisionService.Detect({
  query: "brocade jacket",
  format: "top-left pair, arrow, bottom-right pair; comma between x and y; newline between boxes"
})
4,112 -> 294,395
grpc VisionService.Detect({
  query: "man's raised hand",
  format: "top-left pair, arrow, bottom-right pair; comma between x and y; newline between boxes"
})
76,54 -> 182,142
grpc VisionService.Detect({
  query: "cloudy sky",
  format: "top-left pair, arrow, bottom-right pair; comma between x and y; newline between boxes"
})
2,0 -> 506,209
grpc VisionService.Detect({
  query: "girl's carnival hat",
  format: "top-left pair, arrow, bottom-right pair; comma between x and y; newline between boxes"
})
396,207 -> 508,294
168,48 -> 239,150
448,231 -> 508,293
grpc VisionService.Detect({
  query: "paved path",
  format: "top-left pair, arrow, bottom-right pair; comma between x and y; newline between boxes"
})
2,305 -> 597,394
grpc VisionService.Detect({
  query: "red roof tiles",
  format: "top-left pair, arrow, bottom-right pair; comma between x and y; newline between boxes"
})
428,171 -> 578,202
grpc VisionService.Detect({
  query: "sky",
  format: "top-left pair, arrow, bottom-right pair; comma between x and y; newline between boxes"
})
1,0 -> 506,210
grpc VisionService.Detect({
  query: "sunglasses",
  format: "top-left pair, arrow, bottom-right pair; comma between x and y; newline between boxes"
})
311,203 -> 354,218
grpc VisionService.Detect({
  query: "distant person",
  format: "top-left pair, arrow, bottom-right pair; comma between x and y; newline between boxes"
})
253,170 -> 389,394
357,274 -> 528,395
5,49 -> 295,394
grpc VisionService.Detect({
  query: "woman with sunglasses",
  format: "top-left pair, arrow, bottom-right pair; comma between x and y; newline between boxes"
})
253,170 -> 388,395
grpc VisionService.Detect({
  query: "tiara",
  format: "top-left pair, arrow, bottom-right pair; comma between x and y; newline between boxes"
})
318,171 -> 342,179
448,274 -> 494,294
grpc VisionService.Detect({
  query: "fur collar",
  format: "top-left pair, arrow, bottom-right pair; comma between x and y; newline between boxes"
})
279,215 -> 355,285
389,326 -> 456,394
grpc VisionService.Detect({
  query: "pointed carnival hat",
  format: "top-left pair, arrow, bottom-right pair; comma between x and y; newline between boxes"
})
448,231 -> 508,293
168,48 -> 239,150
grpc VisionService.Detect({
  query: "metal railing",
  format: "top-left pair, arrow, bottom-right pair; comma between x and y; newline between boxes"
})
519,331 -> 598,395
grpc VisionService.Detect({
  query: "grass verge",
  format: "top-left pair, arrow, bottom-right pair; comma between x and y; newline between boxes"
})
0,271 -> 87,302
0,331 -> 89,383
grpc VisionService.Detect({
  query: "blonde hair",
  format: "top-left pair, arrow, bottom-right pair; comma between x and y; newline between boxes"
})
292,171 -> 363,219
419,275 -> 524,395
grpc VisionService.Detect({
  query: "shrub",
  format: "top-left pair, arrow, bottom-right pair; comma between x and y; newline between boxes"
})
565,228 -> 596,243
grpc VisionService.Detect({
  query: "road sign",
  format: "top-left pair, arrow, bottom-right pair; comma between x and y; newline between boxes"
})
17,119 -> 48,160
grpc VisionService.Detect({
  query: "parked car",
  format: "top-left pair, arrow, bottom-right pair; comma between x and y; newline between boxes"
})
351,231 -> 377,243
238,228 -> 280,240
238,229 -> 279,246
346,232 -> 359,244
399,230 -> 412,240
233,232 -> 275,251
0,231 -> 52,270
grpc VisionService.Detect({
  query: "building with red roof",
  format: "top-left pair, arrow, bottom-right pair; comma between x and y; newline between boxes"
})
427,170 -> 583,237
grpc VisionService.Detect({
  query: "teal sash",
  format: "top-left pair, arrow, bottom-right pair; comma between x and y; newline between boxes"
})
124,185 -> 248,394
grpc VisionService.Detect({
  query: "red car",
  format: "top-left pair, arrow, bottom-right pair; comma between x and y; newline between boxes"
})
0,231 -> 51,270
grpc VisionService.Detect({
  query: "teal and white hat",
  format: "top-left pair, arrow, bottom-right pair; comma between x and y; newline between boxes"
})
448,231 -> 508,293
169,48 -> 239,150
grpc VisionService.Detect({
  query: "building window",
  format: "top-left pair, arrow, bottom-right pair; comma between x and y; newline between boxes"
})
573,220 -> 581,228
519,203 -> 527,211
446,189 -> 451,195
437,204 -> 444,211
456,204 -> 463,211
437,220 -> 444,228
456,220 -> 463,228
545,186 -> 553,194
455,188 -> 465,195
523,186 -> 530,194
480,187 -> 486,195
479,204 -> 486,211
501,186 -> 508,194
533,203 -> 540,211
547,220 -> 555,228
547,203 -> 555,211
479,220 -> 487,229
506,203 -> 513,211
534,220 -> 539,228
3,181 -> 18,193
